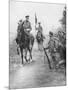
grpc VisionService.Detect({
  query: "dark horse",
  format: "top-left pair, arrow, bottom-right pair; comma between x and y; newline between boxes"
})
36,31 -> 45,51
16,25 -> 34,64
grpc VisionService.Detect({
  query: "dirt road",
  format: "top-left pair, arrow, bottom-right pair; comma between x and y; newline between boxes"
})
9,41 -> 66,89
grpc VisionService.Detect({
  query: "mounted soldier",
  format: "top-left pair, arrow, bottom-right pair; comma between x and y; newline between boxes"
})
16,19 -> 22,45
36,22 -> 45,41
36,22 -> 43,38
16,19 -> 23,54
16,19 -> 23,42
36,22 -> 45,50
17,19 -> 23,33
15,15 -> 34,64
22,15 -> 32,38
36,22 -> 43,32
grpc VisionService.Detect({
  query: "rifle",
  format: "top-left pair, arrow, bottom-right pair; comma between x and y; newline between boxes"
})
43,47 -> 52,69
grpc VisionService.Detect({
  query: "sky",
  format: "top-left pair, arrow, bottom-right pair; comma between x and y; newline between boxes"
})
10,0 -> 65,42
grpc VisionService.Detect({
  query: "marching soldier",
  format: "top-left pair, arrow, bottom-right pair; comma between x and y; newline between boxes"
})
58,31 -> 66,48
45,31 -> 66,70
48,31 -> 56,53
57,31 -> 66,62
48,31 -> 57,69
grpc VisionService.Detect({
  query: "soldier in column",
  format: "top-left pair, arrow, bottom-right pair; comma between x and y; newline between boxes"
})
48,31 -> 57,69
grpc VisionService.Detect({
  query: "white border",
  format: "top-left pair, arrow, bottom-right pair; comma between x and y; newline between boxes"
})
0,0 -> 68,90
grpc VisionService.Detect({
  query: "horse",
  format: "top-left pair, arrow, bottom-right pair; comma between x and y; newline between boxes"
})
15,25 -> 34,64
36,31 -> 45,51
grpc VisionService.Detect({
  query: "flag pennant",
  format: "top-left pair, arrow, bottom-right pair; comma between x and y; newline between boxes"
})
35,13 -> 37,24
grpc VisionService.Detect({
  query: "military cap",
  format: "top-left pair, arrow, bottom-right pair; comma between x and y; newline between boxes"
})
25,15 -> 29,18
19,19 -> 22,22
38,22 -> 41,24
49,31 -> 53,36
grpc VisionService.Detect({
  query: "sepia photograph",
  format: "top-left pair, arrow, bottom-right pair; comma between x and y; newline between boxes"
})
9,0 -> 66,89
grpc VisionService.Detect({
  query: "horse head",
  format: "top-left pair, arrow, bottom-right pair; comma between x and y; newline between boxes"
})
36,31 -> 43,42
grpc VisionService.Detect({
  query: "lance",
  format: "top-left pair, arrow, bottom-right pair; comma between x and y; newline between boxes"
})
35,13 -> 37,30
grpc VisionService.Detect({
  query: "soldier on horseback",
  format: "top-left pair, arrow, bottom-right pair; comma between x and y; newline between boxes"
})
36,22 -> 45,50
36,22 -> 44,40
36,22 -> 43,37
16,15 -> 32,45
16,15 -> 34,64
36,22 -> 43,33
17,19 -> 23,42
16,19 -> 23,54
17,19 -> 23,33
22,15 -> 32,38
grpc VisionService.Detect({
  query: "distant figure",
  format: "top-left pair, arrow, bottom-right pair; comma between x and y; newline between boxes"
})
36,22 -> 45,51
17,19 -> 23,33
36,22 -> 44,41
16,19 -> 23,54
16,19 -> 23,43
36,22 -> 43,33
17,19 -> 23,39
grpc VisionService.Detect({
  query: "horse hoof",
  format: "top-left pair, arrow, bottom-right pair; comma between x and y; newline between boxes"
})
25,60 -> 29,64
30,59 -> 33,63
17,51 -> 19,55
28,60 -> 30,63
20,64 -> 23,67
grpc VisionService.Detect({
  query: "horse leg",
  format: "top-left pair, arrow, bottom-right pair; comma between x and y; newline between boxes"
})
30,49 -> 32,60
38,43 -> 40,51
16,39 -> 19,55
24,48 -> 28,63
41,41 -> 43,51
28,48 -> 32,63
20,47 -> 24,64
28,37 -> 34,62
39,43 -> 41,51
17,46 -> 19,55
